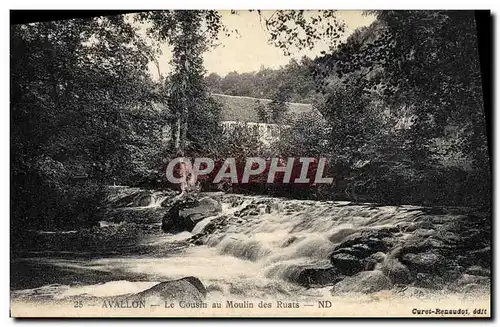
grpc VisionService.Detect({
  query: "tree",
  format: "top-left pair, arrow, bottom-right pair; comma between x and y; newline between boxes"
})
205,72 -> 222,93
204,59 -> 318,103
261,10 -> 489,205
138,10 -> 224,156
315,11 -> 487,170
268,89 -> 290,123
11,16 -> 163,229
254,100 -> 269,123
256,10 -> 346,56
277,110 -> 329,157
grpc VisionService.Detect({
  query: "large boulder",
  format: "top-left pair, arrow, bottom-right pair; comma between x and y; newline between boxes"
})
331,270 -> 392,294
162,197 -> 221,233
296,266 -> 343,288
330,228 -> 396,275
401,251 -> 445,274
133,277 -> 207,302
330,253 -> 364,276
381,255 -> 411,285
179,197 -> 222,224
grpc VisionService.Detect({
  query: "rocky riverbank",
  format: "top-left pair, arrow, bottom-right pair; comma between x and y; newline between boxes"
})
11,186 -> 491,305
169,192 -> 491,296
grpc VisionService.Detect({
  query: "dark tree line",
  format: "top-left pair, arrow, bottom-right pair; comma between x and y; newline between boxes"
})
274,11 -> 490,206
11,11 -> 239,230
212,11 -> 490,207
11,17 -> 169,230
10,10 -> 490,232
205,57 -> 318,104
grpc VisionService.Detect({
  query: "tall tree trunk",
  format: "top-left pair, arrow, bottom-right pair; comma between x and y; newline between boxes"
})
181,105 -> 188,154
174,115 -> 182,154
168,11 -> 204,157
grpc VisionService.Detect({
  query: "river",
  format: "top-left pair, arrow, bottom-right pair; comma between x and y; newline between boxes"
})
10,186 -> 491,316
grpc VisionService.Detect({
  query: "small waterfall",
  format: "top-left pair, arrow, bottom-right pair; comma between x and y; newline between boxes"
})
98,187 -> 176,225
12,187 -> 488,303
188,195 -> 427,285
146,191 -> 169,208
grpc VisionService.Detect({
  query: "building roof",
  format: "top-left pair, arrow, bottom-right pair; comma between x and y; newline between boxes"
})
211,93 -> 314,123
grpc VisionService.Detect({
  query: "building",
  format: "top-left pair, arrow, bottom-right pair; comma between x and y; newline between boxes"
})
160,93 -> 315,146
213,93 -> 313,145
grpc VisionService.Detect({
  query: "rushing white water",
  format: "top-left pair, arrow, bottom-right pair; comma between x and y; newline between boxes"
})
10,188 -> 479,302
198,196 -> 420,286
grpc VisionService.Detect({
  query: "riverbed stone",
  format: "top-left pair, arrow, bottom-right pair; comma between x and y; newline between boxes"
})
401,251 -> 445,273
330,228 -> 396,275
133,276 -> 207,301
331,270 -> 392,294
381,255 -> 411,284
330,253 -> 363,275
162,197 -> 221,233
296,266 -> 343,288
179,197 -> 221,221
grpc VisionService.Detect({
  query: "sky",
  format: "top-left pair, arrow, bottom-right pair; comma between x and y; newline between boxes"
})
144,10 -> 376,79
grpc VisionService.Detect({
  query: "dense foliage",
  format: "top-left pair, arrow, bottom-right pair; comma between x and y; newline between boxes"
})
138,11 -> 224,156
209,11 -> 490,206
11,10 -> 490,232
276,11 -> 490,206
11,17 -> 166,230
205,57 -> 317,104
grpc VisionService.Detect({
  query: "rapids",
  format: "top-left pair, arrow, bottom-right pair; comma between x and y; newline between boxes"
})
10,186 -> 490,305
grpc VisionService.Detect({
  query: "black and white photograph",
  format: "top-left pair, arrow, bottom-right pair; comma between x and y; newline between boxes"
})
9,9 -> 492,318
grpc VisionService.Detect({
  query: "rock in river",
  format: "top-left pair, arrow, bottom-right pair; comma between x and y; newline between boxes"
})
162,197 -> 221,233
401,251 -> 445,273
331,270 -> 392,294
381,254 -> 411,284
180,197 -> 222,223
296,266 -> 343,288
330,253 -> 364,276
330,228 -> 395,275
133,276 -> 207,302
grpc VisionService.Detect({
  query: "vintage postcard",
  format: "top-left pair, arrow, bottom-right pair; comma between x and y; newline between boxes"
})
10,9 -> 491,318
